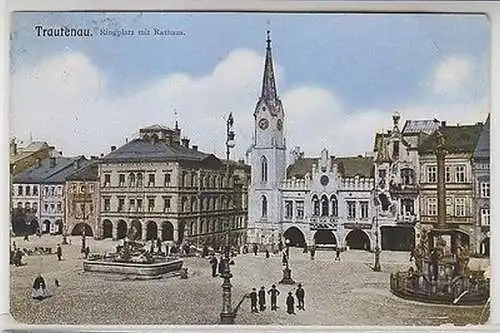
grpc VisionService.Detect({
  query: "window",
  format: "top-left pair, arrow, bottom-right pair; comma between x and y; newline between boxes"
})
137,199 -> 143,211
446,198 -> 453,216
148,198 -> 155,212
32,202 -> 38,213
89,203 -> 94,214
104,199 -> 110,212
455,198 -> 466,217
455,165 -> 466,183
17,202 -> 22,209
104,174 -> 111,187
401,168 -> 414,185
360,201 -> 369,219
261,156 -> 268,183
321,195 -> 329,216
50,187 -> 55,196
119,174 -> 125,187
118,198 -> 125,212
445,166 -> 452,183
163,197 -> 171,212
285,201 -> 293,219
17,186 -> 22,196
148,174 -> 155,187
427,198 -> 437,216
481,182 -> 490,198
137,173 -> 143,187
312,195 -> 320,216
331,195 -> 338,216
50,203 -> 55,212
296,201 -> 304,219
33,186 -> 38,196
163,173 -> 170,186
25,186 -> 31,196
24,202 -> 30,210
128,173 -> 135,187
378,169 -> 386,179
129,199 -> 135,211
481,208 -> 490,226
80,185 -> 85,194
89,184 -> 94,193
191,174 -> 197,187
427,166 -> 437,183
261,196 -> 267,217
44,186 -> 49,196
347,201 -> 356,219
44,203 -> 48,212
58,186 -> 64,197
57,202 -> 62,212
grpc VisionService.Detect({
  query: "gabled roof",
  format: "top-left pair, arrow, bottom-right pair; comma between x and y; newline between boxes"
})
13,156 -> 86,184
140,124 -> 173,131
286,155 -> 374,179
66,161 -> 99,181
402,119 -> 441,135
418,124 -> 484,155
102,138 -> 212,163
474,114 -> 490,161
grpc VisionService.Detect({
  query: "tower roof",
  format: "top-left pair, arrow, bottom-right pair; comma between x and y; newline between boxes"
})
260,30 -> 279,108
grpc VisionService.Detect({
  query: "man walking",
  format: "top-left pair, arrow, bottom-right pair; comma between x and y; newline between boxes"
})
258,286 -> 266,311
268,284 -> 280,311
335,247 -> 341,261
250,288 -> 258,313
210,255 -> 218,277
56,244 -> 62,261
253,244 -> 258,256
310,246 -> 316,260
286,291 -> 295,314
296,283 -> 305,310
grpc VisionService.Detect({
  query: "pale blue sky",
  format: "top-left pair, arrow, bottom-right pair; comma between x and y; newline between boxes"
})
10,12 -> 489,160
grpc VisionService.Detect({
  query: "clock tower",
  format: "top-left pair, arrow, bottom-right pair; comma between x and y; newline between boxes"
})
247,31 -> 287,246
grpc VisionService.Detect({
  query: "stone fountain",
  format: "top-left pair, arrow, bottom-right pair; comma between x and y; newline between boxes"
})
83,225 -> 183,278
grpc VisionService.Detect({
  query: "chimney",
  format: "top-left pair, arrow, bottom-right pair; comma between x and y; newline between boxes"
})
181,138 -> 190,148
49,157 -> 56,168
192,145 -> 198,151
441,121 -> 446,127
111,146 -> 117,152
9,139 -> 17,156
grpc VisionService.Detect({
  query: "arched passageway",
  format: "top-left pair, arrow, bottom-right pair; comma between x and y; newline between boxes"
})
345,229 -> 370,250
480,238 -> 490,257
314,230 -> 337,246
116,220 -> 127,239
71,223 -> 93,237
283,227 -> 306,247
146,221 -> 158,240
381,226 -> 414,251
54,220 -> 63,234
129,220 -> 142,240
162,221 -> 174,241
102,220 -> 113,239
42,220 -> 51,234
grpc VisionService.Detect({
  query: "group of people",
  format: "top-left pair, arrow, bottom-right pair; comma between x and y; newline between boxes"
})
209,254 -> 235,277
249,284 -> 306,315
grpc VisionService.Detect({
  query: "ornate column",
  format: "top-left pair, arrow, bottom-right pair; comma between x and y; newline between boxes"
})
435,131 -> 447,229
173,228 -> 179,243
158,224 -> 163,241
112,220 -> 118,240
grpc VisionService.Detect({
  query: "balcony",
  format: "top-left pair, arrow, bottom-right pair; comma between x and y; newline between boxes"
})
343,222 -> 372,230
310,216 -> 337,231
389,183 -> 419,195
72,193 -> 93,202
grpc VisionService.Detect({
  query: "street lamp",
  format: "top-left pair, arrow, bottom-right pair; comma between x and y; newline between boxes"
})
220,112 -> 235,325
373,192 -> 381,272
279,238 -> 295,284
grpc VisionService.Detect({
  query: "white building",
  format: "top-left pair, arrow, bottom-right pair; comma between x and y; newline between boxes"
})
247,32 -> 377,250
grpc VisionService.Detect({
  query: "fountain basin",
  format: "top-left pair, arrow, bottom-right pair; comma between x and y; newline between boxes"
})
83,257 -> 183,277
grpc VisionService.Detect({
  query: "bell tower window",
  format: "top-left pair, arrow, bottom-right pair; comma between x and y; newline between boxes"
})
261,156 -> 268,183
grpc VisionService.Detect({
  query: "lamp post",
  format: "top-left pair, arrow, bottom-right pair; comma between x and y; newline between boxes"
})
220,112 -> 235,325
279,238 -> 295,284
81,202 -> 87,254
373,192 -> 381,272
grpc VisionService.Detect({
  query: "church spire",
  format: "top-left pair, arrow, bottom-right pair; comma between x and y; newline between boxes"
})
260,30 -> 278,103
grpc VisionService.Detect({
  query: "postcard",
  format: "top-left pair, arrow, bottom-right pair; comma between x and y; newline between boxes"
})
8,11 -> 490,327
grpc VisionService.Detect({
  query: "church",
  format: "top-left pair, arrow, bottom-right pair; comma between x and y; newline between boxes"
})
246,32 -> 378,251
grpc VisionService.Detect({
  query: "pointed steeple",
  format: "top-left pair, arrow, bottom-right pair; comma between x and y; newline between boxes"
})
260,30 -> 278,103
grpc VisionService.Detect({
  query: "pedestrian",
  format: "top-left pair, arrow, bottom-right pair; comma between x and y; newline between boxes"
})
15,249 -> 23,267
150,241 -> 154,254
210,255 -> 218,277
258,286 -> 266,311
267,284 -> 280,311
165,243 -> 170,256
278,240 -> 283,252
24,234 -> 29,241
265,249 -> 270,258
85,246 -> 90,259
335,247 -> 341,261
296,283 -> 305,310
56,244 -> 62,261
157,238 -> 162,254
55,279 -> 60,287
253,244 -> 258,256
310,246 -> 316,260
32,274 -> 47,300
250,288 -> 258,313
286,291 -> 295,314
303,243 -> 308,253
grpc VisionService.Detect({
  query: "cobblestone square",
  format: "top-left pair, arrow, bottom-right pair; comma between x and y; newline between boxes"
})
10,235 -> 489,326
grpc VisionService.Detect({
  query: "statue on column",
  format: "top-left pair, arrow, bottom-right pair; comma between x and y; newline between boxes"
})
455,242 -> 470,276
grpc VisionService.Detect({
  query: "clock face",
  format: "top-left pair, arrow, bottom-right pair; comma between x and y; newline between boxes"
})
277,119 -> 283,131
259,118 -> 269,130
320,175 -> 329,186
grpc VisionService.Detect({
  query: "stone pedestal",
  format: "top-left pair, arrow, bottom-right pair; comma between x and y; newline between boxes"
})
279,267 -> 295,285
